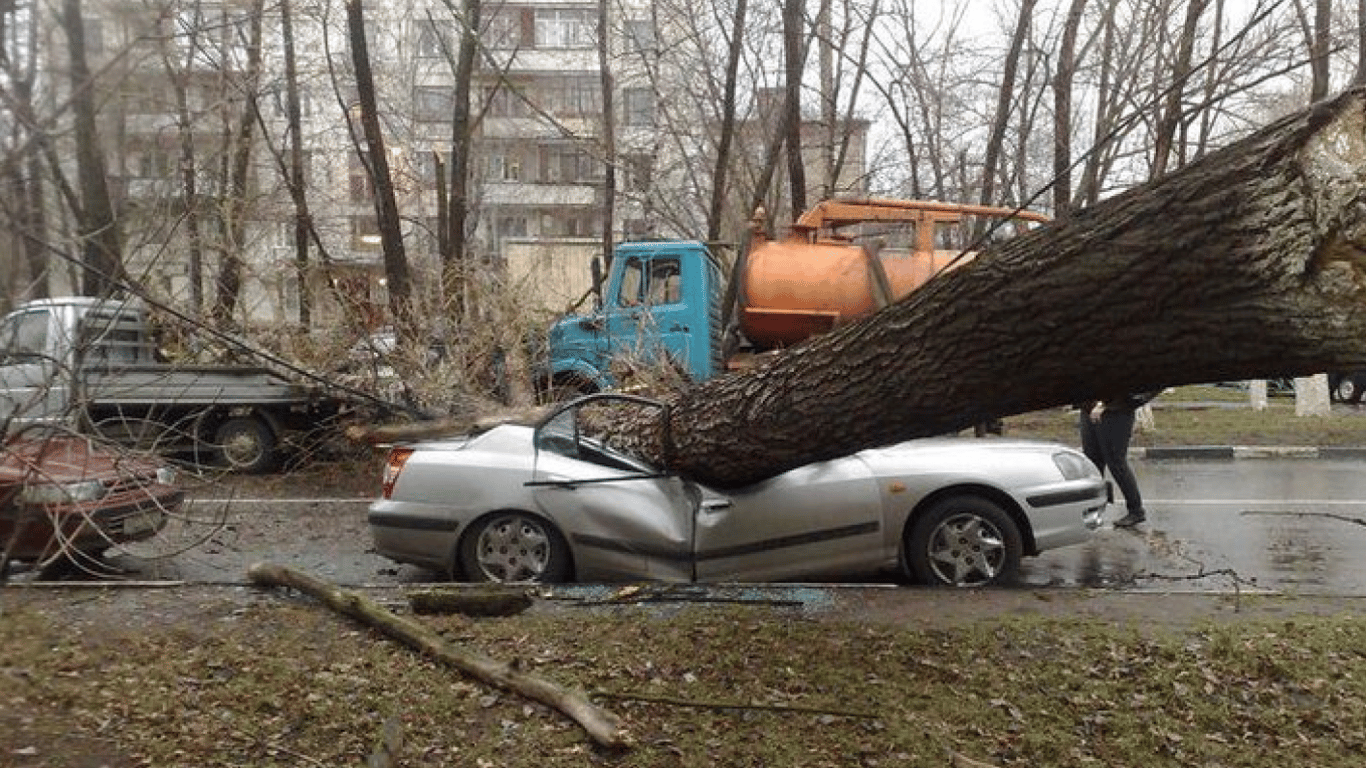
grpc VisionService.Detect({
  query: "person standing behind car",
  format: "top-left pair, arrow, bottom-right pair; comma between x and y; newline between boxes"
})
1077,391 -> 1160,528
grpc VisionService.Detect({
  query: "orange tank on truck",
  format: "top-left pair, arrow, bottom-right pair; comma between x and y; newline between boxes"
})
543,198 -> 1049,394
738,198 -> 1050,349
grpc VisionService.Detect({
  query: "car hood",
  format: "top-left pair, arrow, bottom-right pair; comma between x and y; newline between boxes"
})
0,435 -> 166,486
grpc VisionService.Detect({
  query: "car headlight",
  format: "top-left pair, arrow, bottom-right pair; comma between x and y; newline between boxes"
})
1052,451 -> 1099,481
19,479 -> 108,505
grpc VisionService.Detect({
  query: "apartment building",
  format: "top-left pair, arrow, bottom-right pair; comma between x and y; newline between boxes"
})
36,0 -> 865,331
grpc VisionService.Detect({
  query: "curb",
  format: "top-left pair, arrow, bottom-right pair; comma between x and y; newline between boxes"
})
1134,445 -> 1366,460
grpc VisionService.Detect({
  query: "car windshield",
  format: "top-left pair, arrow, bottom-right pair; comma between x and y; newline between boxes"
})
534,396 -> 663,473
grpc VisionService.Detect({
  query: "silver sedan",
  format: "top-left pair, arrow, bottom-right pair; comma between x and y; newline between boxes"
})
368,395 -> 1107,587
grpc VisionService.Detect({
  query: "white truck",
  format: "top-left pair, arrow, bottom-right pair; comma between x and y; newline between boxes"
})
0,297 -> 353,473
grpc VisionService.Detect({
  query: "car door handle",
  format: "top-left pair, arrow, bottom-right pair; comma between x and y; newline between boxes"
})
701,499 -> 732,513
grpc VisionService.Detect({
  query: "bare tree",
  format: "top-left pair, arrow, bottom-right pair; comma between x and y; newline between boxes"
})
978,0 -> 1035,209
1152,0 -> 1208,178
1052,0 -> 1088,218
63,0 -> 124,297
598,0 -> 616,258
280,0 -> 313,327
212,0 -> 266,328
345,0 -> 414,345
782,0 -> 807,219
705,0 -> 747,242
445,0 -> 478,321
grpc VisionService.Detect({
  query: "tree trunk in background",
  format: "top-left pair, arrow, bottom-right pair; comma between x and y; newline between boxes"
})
621,88 -> 1366,488
63,0 -> 124,297
1356,0 -> 1366,85
212,0 -> 264,328
706,0 -> 745,243
1309,0 -> 1331,100
281,0 -> 312,328
978,0 -> 1034,210
347,0 -> 414,342
446,0 -> 479,321
597,0 -> 615,255
1151,0 -> 1206,179
781,0 -> 807,220
1052,0 -> 1087,218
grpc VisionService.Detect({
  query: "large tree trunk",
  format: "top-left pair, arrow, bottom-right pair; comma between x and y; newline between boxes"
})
644,88 -> 1366,489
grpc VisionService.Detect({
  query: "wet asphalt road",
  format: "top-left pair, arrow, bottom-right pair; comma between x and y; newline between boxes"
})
1023,458 -> 1366,594
46,457 -> 1366,596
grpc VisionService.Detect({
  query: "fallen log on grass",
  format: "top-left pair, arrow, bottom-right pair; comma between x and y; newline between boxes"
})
246,562 -> 631,750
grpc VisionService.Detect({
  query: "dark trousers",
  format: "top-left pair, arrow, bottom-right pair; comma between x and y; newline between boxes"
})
1079,408 -> 1145,515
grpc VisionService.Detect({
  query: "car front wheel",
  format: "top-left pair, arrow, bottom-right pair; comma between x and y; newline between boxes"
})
459,512 -> 571,583
905,495 -> 1023,587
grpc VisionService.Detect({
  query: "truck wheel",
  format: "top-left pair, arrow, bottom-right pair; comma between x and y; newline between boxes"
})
214,416 -> 278,474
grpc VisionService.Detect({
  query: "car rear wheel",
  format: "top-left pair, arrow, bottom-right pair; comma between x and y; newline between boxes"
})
905,495 -> 1023,587
459,512 -> 571,583
213,416 -> 278,474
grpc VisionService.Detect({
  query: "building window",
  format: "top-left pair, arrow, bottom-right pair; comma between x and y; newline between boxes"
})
623,153 -> 653,192
486,153 -> 523,182
83,17 -> 104,57
543,76 -> 601,118
350,153 -> 374,204
484,84 -> 530,118
414,87 -> 453,122
351,217 -> 381,250
484,7 -> 526,49
415,19 -> 444,58
623,88 -> 655,126
540,145 -> 597,183
534,8 -> 593,49
624,19 -> 654,53
498,215 -> 528,238
136,150 -> 175,179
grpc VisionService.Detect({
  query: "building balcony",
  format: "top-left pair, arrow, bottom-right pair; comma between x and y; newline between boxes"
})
481,181 -> 597,207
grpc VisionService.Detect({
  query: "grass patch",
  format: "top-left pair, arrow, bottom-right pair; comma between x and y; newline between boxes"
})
1002,385 -> 1366,448
6,595 -> 1366,767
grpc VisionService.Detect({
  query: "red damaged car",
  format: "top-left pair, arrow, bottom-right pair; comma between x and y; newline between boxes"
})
0,433 -> 184,572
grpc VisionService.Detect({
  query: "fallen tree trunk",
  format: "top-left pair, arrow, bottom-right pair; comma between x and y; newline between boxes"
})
246,563 -> 631,750
643,87 -> 1366,488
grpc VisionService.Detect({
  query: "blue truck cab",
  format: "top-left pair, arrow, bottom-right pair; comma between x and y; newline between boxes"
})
546,240 -> 727,393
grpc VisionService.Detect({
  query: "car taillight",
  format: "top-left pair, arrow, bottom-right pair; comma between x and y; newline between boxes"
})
382,447 -> 415,499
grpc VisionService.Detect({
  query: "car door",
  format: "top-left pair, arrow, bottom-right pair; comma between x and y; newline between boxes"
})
0,308 -> 66,429
603,250 -> 693,375
692,455 -> 888,582
528,396 -> 700,581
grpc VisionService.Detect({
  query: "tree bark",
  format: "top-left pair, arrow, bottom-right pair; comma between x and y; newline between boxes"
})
212,0 -> 265,328
706,0 -> 746,243
446,0 -> 479,321
63,0 -> 124,297
643,88 -> 1366,488
978,0 -> 1034,210
347,0 -> 414,343
782,0 -> 807,219
246,563 -> 632,750
281,0 -> 312,327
